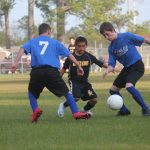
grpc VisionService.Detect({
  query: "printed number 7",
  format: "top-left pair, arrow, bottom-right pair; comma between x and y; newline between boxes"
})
39,41 -> 49,55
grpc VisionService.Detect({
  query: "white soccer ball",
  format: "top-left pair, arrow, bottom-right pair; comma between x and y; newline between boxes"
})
107,94 -> 123,110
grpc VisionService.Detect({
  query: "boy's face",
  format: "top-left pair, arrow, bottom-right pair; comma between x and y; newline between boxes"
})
75,42 -> 87,55
70,38 -> 75,45
103,31 -> 117,41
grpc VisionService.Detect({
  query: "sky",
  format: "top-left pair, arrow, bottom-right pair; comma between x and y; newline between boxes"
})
10,0 -> 150,30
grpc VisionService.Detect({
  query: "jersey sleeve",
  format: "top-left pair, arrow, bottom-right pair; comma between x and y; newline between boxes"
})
21,40 -> 31,54
126,32 -> 144,46
63,58 -> 70,69
88,53 -> 103,67
56,41 -> 71,57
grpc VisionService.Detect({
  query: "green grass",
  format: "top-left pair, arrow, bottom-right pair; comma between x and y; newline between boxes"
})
0,72 -> 150,150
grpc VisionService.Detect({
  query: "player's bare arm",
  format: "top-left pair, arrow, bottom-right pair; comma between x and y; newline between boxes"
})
60,68 -> 66,76
102,65 -> 115,79
144,37 -> 150,45
11,48 -> 24,73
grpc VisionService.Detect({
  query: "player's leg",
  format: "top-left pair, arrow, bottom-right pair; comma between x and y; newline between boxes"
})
81,83 -> 97,115
58,80 -> 81,117
28,69 -> 45,122
125,61 -> 150,116
111,69 -> 131,116
46,68 -> 90,119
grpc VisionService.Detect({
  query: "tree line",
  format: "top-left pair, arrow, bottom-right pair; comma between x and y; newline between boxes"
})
0,0 -> 150,49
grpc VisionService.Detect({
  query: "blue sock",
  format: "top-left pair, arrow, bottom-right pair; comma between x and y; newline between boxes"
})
109,89 -> 129,113
28,91 -> 38,112
127,86 -> 147,110
65,92 -> 78,114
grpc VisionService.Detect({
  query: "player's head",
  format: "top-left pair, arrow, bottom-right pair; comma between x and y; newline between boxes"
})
69,37 -> 75,45
38,23 -> 51,35
75,36 -> 87,55
99,22 -> 117,41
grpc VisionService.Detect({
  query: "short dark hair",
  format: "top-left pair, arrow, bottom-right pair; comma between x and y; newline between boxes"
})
99,22 -> 115,35
75,36 -> 88,45
38,23 -> 51,35
69,36 -> 75,40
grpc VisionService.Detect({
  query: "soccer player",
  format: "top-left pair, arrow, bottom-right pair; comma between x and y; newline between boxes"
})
57,36 -> 108,117
11,23 -> 91,122
99,22 -> 150,116
68,37 -> 76,53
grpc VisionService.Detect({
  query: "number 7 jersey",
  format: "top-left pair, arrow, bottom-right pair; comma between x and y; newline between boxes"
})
21,35 -> 70,69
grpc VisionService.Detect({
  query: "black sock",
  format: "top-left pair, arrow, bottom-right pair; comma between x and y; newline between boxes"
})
84,101 -> 95,111
64,101 -> 69,107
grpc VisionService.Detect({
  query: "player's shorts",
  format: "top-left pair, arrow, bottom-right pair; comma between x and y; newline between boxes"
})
28,66 -> 69,99
113,60 -> 144,88
68,80 -> 97,101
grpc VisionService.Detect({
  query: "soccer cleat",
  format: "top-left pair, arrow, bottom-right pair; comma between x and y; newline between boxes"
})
57,102 -> 66,117
116,110 -> 131,116
73,112 -> 91,120
142,106 -> 150,116
32,108 -> 43,123
81,108 -> 94,116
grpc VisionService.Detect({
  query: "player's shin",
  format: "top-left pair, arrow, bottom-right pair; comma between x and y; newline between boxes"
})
127,86 -> 147,110
65,92 -> 78,113
28,91 -> 38,112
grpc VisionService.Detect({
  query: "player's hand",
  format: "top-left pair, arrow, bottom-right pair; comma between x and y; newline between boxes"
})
77,66 -> 84,76
112,67 -> 120,73
102,69 -> 109,79
11,63 -> 18,73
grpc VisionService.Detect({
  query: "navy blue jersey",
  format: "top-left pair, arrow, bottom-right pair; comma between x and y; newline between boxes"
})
108,32 -> 144,68
21,35 -> 70,68
63,52 -> 103,82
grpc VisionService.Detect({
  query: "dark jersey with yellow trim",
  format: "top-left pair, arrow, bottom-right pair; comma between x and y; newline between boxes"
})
63,52 -> 103,82
68,44 -> 75,53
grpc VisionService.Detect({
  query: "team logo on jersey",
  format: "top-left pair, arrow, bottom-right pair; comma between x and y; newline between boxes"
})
88,90 -> 93,96
73,61 -> 89,66
114,45 -> 128,56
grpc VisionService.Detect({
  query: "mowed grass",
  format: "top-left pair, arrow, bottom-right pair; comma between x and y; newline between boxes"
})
0,71 -> 150,150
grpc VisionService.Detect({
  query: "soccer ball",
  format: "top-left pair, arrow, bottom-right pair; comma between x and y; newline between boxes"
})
107,94 -> 123,110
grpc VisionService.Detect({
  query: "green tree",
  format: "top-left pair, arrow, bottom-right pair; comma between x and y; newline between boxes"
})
0,0 -> 15,49
132,21 -> 150,35
35,0 -> 135,42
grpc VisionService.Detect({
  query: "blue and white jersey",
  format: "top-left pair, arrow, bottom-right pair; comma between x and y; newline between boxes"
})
21,35 -> 70,68
108,32 -> 144,68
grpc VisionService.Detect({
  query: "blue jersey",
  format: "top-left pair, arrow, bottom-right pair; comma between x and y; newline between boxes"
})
108,32 -> 144,68
21,35 -> 70,68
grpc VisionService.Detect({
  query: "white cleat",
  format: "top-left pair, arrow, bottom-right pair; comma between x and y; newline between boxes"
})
57,102 -> 66,117
81,108 -> 94,116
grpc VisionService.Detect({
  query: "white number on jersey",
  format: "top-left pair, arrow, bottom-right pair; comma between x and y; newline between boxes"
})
39,41 -> 49,55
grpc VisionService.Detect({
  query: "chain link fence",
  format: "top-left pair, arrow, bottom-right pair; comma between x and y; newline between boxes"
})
0,45 -> 150,74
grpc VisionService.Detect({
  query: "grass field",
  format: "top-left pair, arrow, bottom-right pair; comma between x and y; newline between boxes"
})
0,71 -> 150,150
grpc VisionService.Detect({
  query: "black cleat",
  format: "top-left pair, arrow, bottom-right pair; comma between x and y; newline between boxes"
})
116,110 -> 131,116
142,107 -> 150,116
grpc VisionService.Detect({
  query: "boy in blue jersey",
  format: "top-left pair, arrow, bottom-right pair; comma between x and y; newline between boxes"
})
11,23 -> 91,122
99,22 -> 150,116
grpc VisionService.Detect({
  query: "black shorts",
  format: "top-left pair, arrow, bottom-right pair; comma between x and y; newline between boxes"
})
68,80 -> 97,101
28,66 -> 69,99
113,60 -> 145,88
